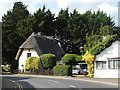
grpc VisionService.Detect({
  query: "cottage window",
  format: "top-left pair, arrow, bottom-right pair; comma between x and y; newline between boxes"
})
96,61 -> 106,69
108,60 -> 120,69
27,53 -> 31,58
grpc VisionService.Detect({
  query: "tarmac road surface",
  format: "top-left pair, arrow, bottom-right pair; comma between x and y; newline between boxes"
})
1,75 -> 119,90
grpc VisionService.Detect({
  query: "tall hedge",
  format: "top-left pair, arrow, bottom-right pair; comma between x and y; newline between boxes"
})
53,65 -> 71,76
61,54 -> 78,65
61,54 -> 80,76
40,53 -> 56,69
24,57 -> 40,74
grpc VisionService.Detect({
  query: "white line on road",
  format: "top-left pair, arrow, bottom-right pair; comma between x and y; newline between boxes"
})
46,79 -> 61,83
69,85 -> 76,88
77,79 -> 118,86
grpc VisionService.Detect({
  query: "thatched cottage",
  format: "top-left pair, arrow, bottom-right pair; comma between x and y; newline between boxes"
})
15,32 -> 64,71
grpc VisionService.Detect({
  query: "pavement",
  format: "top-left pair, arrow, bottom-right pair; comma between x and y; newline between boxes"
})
12,74 -> 119,86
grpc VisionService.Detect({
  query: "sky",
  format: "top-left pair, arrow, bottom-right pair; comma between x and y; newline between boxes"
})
0,0 -> 119,26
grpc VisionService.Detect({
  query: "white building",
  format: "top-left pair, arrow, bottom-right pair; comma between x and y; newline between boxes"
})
15,32 -> 64,72
94,41 -> 120,78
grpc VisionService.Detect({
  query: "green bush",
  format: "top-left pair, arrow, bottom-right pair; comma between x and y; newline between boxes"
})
61,54 -> 82,76
40,53 -> 56,69
24,57 -> 40,74
76,55 -> 82,62
61,54 -> 78,65
53,65 -> 71,76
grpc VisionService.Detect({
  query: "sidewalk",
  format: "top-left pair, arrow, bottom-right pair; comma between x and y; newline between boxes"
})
13,74 -> 119,86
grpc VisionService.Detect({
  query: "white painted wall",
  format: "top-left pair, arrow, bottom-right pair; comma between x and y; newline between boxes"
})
94,41 -> 120,78
94,69 -> 120,78
18,49 -> 39,70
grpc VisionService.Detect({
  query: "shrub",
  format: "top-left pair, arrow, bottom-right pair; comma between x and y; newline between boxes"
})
76,55 -> 82,62
40,53 -> 56,69
61,54 -> 82,76
24,57 -> 40,74
61,54 -> 78,65
53,65 -> 71,76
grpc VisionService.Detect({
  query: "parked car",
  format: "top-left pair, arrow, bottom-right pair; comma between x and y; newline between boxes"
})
81,67 -> 88,75
72,67 -> 82,75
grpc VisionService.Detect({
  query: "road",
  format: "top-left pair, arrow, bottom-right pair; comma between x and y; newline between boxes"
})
2,78 -> 23,89
1,75 -> 119,90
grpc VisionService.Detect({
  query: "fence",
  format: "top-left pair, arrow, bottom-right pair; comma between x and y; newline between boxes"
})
17,68 -> 54,75
39,68 -> 53,75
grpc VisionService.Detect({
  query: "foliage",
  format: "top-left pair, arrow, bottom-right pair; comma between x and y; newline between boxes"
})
2,1 -> 30,72
53,65 -> 71,76
75,55 -> 82,62
33,5 -> 55,36
82,50 -> 95,77
61,54 -> 78,65
84,24 -> 118,57
82,50 -> 95,62
16,14 -> 34,39
54,8 -> 73,53
24,57 -> 40,74
40,53 -> 56,69
90,35 -> 117,55
61,54 -> 82,76
100,25 -> 112,36
84,35 -> 102,52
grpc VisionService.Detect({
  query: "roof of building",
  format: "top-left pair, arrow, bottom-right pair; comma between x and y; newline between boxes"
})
15,32 -> 64,60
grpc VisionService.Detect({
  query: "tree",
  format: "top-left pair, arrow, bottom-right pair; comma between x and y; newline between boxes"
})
67,9 -> 83,54
82,10 -> 116,54
61,54 -> 78,76
84,35 -> 102,52
32,5 -> 55,36
82,50 -> 95,77
2,1 -> 30,72
90,35 -> 117,55
54,9 -> 116,55
54,8 -> 72,53
16,14 -> 34,41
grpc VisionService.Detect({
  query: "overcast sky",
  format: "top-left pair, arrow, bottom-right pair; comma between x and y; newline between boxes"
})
0,0 -> 119,26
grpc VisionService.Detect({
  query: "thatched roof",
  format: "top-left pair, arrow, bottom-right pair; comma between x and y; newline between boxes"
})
15,32 -> 64,60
